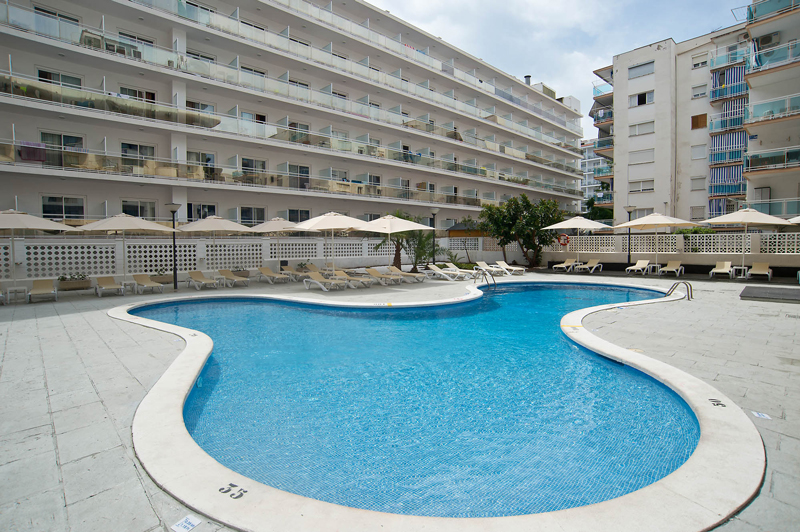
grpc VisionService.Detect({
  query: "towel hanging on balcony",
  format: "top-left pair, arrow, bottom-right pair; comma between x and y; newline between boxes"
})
18,142 -> 46,162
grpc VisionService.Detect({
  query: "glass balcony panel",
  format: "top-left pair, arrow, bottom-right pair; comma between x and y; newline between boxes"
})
747,0 -> 800,23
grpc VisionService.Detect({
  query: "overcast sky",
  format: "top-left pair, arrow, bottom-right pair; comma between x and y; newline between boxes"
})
366,0 -> 744,138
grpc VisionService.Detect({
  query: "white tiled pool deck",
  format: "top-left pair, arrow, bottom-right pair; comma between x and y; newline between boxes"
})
0,273 -> 797,531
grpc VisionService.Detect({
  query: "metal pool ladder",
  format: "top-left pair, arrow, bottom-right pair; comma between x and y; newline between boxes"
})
666,281 -> 693,301
476,269 -> 497,288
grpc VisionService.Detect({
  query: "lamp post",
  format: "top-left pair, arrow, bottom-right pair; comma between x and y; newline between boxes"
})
623,205 -> 636,265
430,208 -> 439,266
166,203 -> 181,291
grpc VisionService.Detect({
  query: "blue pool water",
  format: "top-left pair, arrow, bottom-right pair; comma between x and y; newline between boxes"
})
132,283 -> 699,517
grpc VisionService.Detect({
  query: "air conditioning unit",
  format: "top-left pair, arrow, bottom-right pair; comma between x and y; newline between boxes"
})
738,33 -> 749,43
756,32 -> 780,50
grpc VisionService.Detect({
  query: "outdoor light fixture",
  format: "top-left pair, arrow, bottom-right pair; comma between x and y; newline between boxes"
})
430,208 -> 440,266
623,205 -> 636,265
166,203 -> 181,291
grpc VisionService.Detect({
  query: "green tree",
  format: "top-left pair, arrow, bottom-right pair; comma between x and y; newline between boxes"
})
400,220 -> 439,272
584,197 -> 614,221
479,195 -> 563,266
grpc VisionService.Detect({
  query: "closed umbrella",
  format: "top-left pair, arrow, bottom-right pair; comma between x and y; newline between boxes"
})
250,217 -> 317,266
701,208 -> 792,269
0,210 -> 76,288
294,212 -> 369,272
543,216 -> 611,262
614,213 -> 697,266
359,214 -> 434,265
77,213 -> 179,278
179,216 -> 255,269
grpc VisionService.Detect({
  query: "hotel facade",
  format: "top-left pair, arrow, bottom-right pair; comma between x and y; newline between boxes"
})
0,0 -> 583,229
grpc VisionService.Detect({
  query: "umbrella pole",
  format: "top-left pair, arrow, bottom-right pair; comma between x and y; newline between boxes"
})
331,230 -> 335,272
11,228 -> 16,289
743,223 -> 747,270
123,230 -> 126,279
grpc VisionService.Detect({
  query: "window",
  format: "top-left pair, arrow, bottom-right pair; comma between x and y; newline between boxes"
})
38,69 -> 81,88
286,209 -> 310,223
631,207 -> 654,220
629,121 -> 655,136
242,158 -> 266,173
41,132 -> 83,167
241,20 -> 265,32
288,79 -> 309,88
690,206 -> 705,221
629,148 -> 655,164
118,31 -> 154,46
186,1 -> 214,15
691,177 -> 706,191
240,206 -> 265,226
187,203 -> 216,221
691,114 -> 707,129
331,169 -> 348,181
120,87 -> 155,102
42,195 -> 84,219
241,65 -> 266,77
331,129 -> 348,140
34,6 -> 79,24
629,91 -> 654,108
692,53 -> 708,69
188,151 -> 216,179
369,101 -> 381,109
186,50 -> 214,62
331,90 -> 348,100
241,111 -> 266,123
121,143 -> 155,166
122,199 -> 156,220
691,144 -> 706,159
628,61 -> 654,79
629,180 -> 655,193
361,213 -> 381,221
368,174 -> 381,186
186,100 -> 214,113
289,37 -> 310,47
288,122 -> 309,143
692,84 -> 707,99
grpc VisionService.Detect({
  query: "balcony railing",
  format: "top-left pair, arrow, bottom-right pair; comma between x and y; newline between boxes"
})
745,0 -> 800,23
129,0 -> 583,136
592,107 -> 613,125
594,137 -> 614,150
0,71 -> 583,185
0,2 -> 582,156
709,182 -> 747,197
710,81 -> 748,101
590,192 -> 614,204
743,197 -> 800,217
593,166 -> 614,177
709,111 -> 744,132
709,43 -> 749,70
744,145 -> 800,172
593,82 -> 613,98
746,41 -> 800,74
709,147 -> 746,165
745,92 -> 800,123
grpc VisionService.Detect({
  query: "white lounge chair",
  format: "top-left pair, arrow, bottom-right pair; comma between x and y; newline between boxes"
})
281,265 -> 310,282
475,261 -> 507,276
218,269 -> 250,287
552,258 -> 577,272
28,279 -> 57,302
574,259 -> 603,274
444,262 -> 477,279
428,264 -> 468,281
626,260 -> 650,275
389,266 -> 426,283
187,271 -> 218,290
95,276 -> 124,297
496,260 -> 525,275
365,268 -> 404,285
332,270 -> 374,288
133,274 -> 164,294
658,261 -> 684,277
257,266 -> 290,284
709,261 -> 733,279
747,263 -> 772,282
303,271 -> 348,291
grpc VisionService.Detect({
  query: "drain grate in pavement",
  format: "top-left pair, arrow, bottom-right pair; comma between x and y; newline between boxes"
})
740,286 -> 800,304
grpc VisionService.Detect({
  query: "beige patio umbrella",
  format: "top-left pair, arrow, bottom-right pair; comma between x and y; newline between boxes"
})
543,216 -> 611,262
294,212 -> 370,271
788,215 -> 800,224
359,214 -> 434,265
249,217 -> 318,266
77,213 -> 179,278
0,209 -> 76,287
614,213 -> 698,265
179,216 -> 255,269
701,208 -> 793,269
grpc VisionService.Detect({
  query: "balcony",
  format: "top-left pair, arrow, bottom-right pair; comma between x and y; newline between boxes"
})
709,111 -> 745,133
744,145 -> 800,174
593,137 -> 614,159
590,192 -> 614,206
744,0 -> 800,24
743,196 -> 800,217
710,81 -> 748,102
593,165 -> 614,179
0,71 -> 582,185
709,182 -> 747,197
745,41 -> 800,75
128,0 -> 583,136
591,107 -> 613,126
0,3 -> 582,153
592,82 -> 613,99
709,147 -> 746,165
709,43 -> 749,70
744,92 -> 800,123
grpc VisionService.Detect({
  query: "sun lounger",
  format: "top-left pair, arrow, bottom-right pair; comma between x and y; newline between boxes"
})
28,279 -> 57,302
625,260 -> 650,275
389,266 -> 426,283
281,265 -> 310,282
332,270 -> 374,288
187,271 -> 218,290
305,264 -> 329,277
552,258 -> 577,272
747,263 -> 772,282
257,266 -> 290,284
218,269 -> 250,287
133,274 -> 164,294
428,264 -> 468,281
496,260 -> 525,275
475,261 -> 507,276
709,261 -> 733,279
444,263 -> 477,278
658,261 -> 684,277
574,259 -> 603,274
365,268 -> 404,285
95,276 -> 124,297
303,271 -> 348,291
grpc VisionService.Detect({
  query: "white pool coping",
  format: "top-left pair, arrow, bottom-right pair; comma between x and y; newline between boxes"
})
113,279 -> 765,532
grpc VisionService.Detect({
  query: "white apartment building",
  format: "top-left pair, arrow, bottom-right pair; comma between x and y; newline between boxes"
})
579,139 -> 609,211
0,0 -> 583,230
590,0 -> 799,226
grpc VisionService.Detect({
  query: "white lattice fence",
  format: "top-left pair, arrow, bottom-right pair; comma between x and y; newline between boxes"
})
127,243 -> 197,274
25,243 -> 116,278
761,234 -> 800,254
448,238 -> 479,251
0,243 -> 10,280
483,238 -> 519,252
207,243 -> 262,269
570,235 -> 616,253
324,241 -> 367,258
270,241 -> 319,260
621,235 -> 679,253
685,234 -> 750,253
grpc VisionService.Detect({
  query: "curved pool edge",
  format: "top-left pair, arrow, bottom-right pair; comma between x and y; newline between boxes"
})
114,279 -> 765,532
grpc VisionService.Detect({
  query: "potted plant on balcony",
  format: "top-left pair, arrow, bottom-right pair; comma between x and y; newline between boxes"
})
231,266 -> 250,278
150,269 -> 174,284
58,273 -> 91,291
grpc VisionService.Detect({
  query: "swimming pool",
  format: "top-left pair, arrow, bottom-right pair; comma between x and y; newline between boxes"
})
132,282 -> 699,517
